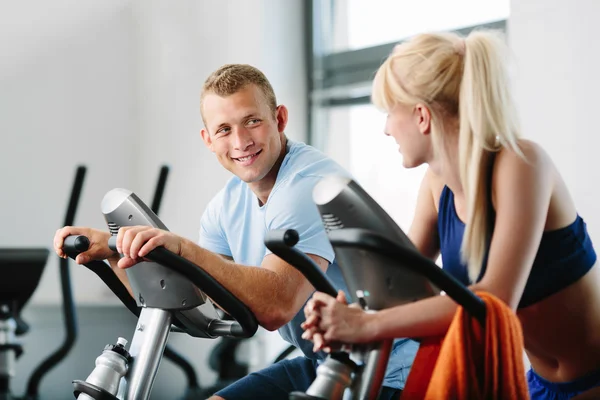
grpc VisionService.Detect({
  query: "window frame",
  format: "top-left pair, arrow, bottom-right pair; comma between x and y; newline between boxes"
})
304,0 -> 507,147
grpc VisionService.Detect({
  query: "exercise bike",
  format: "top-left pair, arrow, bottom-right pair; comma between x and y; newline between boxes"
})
63,188 -> 258,399
0,166 -> 87,400
146,165 -> 250,399
265,175 -> 487,400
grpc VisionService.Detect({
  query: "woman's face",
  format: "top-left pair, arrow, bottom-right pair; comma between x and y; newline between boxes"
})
384,102 -> 433,168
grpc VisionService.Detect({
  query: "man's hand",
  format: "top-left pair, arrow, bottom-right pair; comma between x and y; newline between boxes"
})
54,226 -> 115,265
116,226 -> 186,269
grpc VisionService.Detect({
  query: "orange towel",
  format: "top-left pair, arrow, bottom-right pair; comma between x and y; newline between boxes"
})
401,336 -> 444,399
401,291 -> 529,400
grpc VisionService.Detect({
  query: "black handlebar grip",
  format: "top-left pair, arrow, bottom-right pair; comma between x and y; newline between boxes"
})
283,229 -> 299,247
265,229 -> 338,297
63,235 -> 91,253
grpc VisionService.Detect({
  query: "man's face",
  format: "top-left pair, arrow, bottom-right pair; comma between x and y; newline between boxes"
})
201,85 -> 287,183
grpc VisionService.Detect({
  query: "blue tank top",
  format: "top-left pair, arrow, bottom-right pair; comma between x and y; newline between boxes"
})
438,185 -> 597,308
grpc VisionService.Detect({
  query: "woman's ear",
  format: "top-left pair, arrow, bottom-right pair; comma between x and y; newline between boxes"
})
414,103 -> 432,135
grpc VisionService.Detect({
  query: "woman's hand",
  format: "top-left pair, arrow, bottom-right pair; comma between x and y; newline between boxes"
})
301,290 -> 375,352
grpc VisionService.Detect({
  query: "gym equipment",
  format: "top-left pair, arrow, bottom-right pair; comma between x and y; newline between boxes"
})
148,165 -> 249,399
0,166 -> 86,400
204,335 -> 249,392
0,249 -> 48,400
265,175 -> 486,400
63,188 -> 258,399
146,165 -> 206,399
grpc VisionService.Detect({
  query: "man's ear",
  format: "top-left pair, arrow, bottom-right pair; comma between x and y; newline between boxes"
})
200,128 -> 213,151
275,105 -> 289,133
414,103 -> 432,135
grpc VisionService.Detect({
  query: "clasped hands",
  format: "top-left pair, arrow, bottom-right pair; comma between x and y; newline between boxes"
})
301,290 -> 375,353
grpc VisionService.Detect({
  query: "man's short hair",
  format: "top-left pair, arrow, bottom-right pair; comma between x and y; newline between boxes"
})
200,64 -> 278,126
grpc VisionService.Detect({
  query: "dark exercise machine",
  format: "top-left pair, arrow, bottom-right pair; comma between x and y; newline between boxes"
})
265,175 -> 486,400
0,164 -> 206,400
0,166 -> 87,400
63,187 -> 258,399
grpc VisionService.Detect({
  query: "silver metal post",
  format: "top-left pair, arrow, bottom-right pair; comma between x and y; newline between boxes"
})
352,339 -> 393,400
119,308 -> 172,400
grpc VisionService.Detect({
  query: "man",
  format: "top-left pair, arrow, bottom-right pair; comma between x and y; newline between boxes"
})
54,64 -> 418,399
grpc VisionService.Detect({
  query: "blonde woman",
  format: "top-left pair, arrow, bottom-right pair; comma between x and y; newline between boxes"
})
301,30 -> 600,399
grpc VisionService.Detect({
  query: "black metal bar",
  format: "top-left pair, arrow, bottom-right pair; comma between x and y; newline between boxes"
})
103,237 -> 258,338
0,375 -> 9,393
304,0 -> 315,145
328,228 -> 487,325
150,165 -> 170,215
140,247 -> 258,338
63,234 -> 140,318
61,237 -> 194,336
264,230 -> 337,297
263,229 -> 356,385
273,344 -> 297,364
163,347 -> 199,388
81,259 -> 140,318
26,165 -> 86,397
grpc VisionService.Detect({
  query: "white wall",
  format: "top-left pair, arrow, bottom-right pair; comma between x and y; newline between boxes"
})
130,0 -> 308,246
1,0 -> 307,305
0,0 -> 137,304
509,0 -> 600,241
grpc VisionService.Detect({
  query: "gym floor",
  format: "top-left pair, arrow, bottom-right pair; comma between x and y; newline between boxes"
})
13,305 -> 218,399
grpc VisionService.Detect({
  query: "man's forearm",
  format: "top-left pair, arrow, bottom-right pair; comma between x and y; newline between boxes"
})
181,239 -> 299,330
105,239 -> 301,330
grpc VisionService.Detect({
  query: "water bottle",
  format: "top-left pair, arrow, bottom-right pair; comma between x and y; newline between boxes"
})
74,337 -> 131,399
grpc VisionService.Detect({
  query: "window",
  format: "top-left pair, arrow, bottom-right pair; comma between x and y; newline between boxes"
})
331,0 -> 510,52
323,104 -> 427,231
307,0 -> 509,230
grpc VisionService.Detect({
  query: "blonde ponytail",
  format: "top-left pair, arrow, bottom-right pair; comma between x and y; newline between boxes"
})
459,30 -> 521,281
372,30 -> 521,282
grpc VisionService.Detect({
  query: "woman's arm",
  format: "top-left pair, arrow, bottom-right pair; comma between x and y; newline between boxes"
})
305,142 -> 555,345
305,290 -> 459,345
476,141 -> 553,309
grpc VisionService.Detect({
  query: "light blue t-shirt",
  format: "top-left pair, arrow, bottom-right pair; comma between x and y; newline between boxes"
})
198,139 -> 418,389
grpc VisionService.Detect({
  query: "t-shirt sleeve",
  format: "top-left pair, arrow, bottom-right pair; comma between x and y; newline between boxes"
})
198,191 -> 232,258
265,174 -> 334,263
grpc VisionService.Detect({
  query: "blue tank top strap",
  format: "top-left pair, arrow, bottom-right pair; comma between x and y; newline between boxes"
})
438,150 -> 597,308
437,152 -> 497,284
438,186 -> 470,284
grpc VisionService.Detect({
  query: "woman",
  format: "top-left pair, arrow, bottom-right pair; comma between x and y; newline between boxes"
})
301,30 -> 600,399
